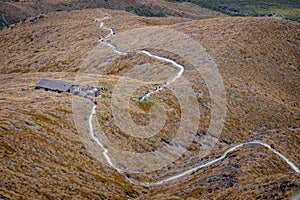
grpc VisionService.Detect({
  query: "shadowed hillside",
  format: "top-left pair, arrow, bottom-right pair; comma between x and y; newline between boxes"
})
0,0 -> 224,29
168,0 -> 300,22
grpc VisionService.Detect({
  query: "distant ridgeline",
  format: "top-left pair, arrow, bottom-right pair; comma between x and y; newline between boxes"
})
1,0 -> 298,30
125,6 -> 169,17
0,0 -> 170,30
167,0 -> 300,22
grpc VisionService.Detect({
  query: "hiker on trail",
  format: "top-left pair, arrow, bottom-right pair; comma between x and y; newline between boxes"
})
110,28 -> 115,36
93,88 -> 99,97
81,93 -> 87,98
99,22 -> 104,29
109,90 -> 113,94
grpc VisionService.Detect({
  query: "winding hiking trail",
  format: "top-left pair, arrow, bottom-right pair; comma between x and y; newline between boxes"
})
138,50 -> 184,101
150,141 -> 300,185
88,105 -> 121,173
97,16 -> 184,101
86,15 -> 300,186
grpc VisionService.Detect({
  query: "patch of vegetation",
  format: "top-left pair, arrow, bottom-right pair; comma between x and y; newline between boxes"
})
143,96 -> 156,103
167,0 -> 300,21
125,6 -> 167,17
0,13 -> 19,28
101,91 -> 112,99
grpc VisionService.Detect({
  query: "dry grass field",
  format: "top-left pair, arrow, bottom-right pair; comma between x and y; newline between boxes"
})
0,5 -> 299,199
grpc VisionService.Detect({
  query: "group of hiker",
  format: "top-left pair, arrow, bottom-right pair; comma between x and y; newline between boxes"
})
75,85 -> 112,105
137,81 -> 168,101
93,14 -> 115,43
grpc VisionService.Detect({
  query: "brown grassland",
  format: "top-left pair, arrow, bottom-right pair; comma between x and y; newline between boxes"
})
0,5 -> 299,199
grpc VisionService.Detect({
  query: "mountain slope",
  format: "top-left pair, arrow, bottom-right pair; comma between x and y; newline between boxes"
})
0,0 -> 224,29
0,8 -> 299,199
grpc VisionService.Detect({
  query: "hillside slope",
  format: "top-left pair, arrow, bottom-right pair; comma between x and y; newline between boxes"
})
0,8 -> 299,199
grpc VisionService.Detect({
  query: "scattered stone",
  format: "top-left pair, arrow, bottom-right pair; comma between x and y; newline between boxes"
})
161,138 -> 170,144
250,129 -> 258,134
220,139 -> 231,145
288,126 -> 296,133
276,129 -> 285,134
288,62 -> 297,69
189,131 -> 196,135
9,24 -> 16,29
38,13 -> 46,19
196,131 -> 207,136
259,125 -> 267,130
21,87 -> 29,91
202,99 -> 212,108
29,16 -> 38,23
32,171 -> 37,177
195,91 -> 203,98
228,92 -> 241,100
